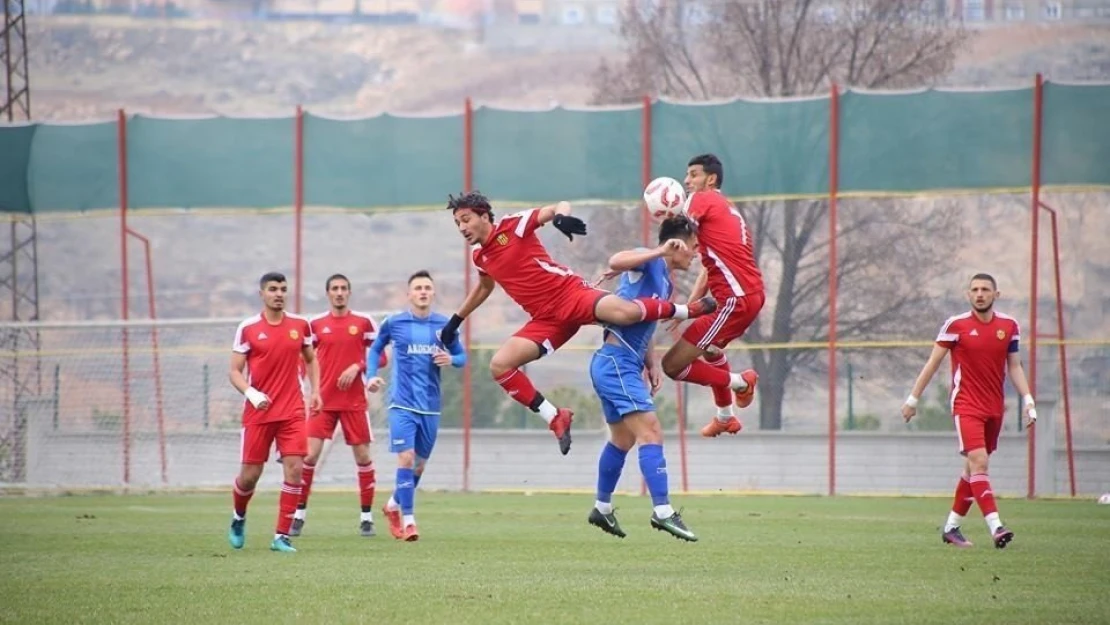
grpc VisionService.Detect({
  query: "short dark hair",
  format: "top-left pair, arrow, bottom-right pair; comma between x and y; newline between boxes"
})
658,215 -> 696,244
970,273 -> 997,289
259,271 -> 286,288
325,273 -> 349,290
688,153 -> 724,190
408,270 -> 433,285
447,191 -> 495,220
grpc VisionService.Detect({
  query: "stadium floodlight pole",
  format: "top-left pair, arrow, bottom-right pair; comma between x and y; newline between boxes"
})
117,108 -> 132,487
294,105 -> 305,314
826,83 -> 841,497
461,96 -> 474,493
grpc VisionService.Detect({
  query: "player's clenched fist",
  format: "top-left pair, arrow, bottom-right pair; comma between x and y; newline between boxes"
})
366,376 -> 386,393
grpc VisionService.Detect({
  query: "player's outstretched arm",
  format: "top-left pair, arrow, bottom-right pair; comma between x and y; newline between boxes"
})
1007,351 -> 1037,426
608,240 -> 687,273
902,344 -> 948,421
688,267 -> 709,301
535,200 -> 572,225
441,274 -> 496,347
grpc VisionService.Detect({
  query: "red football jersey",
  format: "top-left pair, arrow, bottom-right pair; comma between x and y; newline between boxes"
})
683,190 -> 764,300
936,311 -> 1021,417
473,208 -> 590,318
309,310 -> 378,411
232,312 -> 313,424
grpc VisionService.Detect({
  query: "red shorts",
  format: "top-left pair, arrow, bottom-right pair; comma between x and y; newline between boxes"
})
241,418 -> 307,464
955,413 -> 1003,455
515,287 -> 607,355
307,409 -> 374,446
682,291 -> 765,350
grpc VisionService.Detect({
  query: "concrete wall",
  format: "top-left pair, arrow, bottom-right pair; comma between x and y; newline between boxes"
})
15,418 -> 1110,497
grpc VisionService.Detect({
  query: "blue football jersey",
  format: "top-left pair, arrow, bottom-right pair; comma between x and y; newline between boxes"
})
367,310 -> 466,415
602,254 -> 672,365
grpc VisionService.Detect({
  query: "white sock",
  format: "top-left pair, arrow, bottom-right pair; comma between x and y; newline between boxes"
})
360,511 -> 374,523
673,304 -> 689,319
403,514 -> 416,528
293,508 -> 306,521
386,497 -> 399,512
944,511 -> 963,532
595,500 -> 613,514
274,533 -> 286,540
716,405 -> 733,422
985,512 -> 1002,533
653,504 -> 675,518
232,511 -> 245,521
537,400 -> 558,423
730,373 -> 749,392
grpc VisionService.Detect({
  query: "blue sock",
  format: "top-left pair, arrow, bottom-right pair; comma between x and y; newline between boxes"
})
639,444 -> 670,507
596,442 -> 628,503
395,468 -> 415,515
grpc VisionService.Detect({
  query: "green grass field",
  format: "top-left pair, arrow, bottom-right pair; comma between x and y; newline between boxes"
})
1,491 -> 1107,624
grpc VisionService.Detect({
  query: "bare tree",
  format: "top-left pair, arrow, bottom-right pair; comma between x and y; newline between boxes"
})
591,0 -> 970,428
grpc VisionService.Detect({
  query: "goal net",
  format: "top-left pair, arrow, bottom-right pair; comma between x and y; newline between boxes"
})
0,316 -> 391,491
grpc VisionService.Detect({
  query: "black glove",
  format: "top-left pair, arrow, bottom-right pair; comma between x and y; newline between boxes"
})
438,314 -> 464,348
552,214 -> 587,241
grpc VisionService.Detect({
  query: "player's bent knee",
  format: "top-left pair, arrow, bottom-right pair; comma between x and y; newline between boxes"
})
625,412 -> 663,445
396,449 -> 417,468
352,444 -> 372,465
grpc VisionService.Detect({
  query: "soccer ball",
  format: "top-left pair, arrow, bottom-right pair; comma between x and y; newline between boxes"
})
643,176 -> 686,222
1098,493 -> 1110,505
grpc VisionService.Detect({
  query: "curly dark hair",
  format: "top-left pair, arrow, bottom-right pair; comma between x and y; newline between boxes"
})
447,190 -> 495,219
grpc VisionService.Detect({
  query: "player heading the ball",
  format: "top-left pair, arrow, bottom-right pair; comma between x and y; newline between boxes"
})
438,191 -> 718,456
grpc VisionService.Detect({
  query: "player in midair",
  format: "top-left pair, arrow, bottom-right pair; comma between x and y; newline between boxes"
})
660,154 -> 765,437
227,272 -> 321,554
292,274 -> 388,538
588,216 -> 700,542
367,271 -> 467,541
902,273 -> 1036,549
438,191 -> 717,456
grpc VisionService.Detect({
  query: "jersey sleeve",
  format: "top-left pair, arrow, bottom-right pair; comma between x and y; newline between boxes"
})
309,319 -> 322,346
935,318 -> 959,348
299,319 -> 313,347
507,208 -> 542,238
232,321 -> 251,354
1008,319 -> 1021,354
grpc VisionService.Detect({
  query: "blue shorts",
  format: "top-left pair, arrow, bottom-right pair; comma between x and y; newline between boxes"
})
590,344 -> 655,424
388,406 -> 439,460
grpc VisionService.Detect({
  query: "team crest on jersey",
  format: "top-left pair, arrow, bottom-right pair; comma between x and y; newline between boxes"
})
348,325 -> 359,335
996,329 -> 1006,340
496,233 -> 509,246
289,330 -> 299,340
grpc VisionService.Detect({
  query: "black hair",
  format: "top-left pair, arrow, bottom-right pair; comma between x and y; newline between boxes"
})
447,191 -> 495,220
688,153 -> 724,190
408,270 -> 433,285
658,215 -> 696,244
259,271 -> 286,289
325,273 -> 349,290
970,273 -> 997,289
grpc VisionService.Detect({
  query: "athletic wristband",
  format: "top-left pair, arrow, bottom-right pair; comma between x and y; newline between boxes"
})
1023,394 -> 1035,407
244,387 -> 268,409
905,395 -> 919,408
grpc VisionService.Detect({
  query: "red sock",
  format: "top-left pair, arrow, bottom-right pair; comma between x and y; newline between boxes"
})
277,481 -> 302,536
496,368 -> 540,409
675,359 -> 731,388
232,478 -> 254,517
298,462 -> 316,509
357,462 -> 376,509
969,473 -> 998,517
703,354 -> 733,408
633,297 -> 676,322
952,473 -> 974,516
